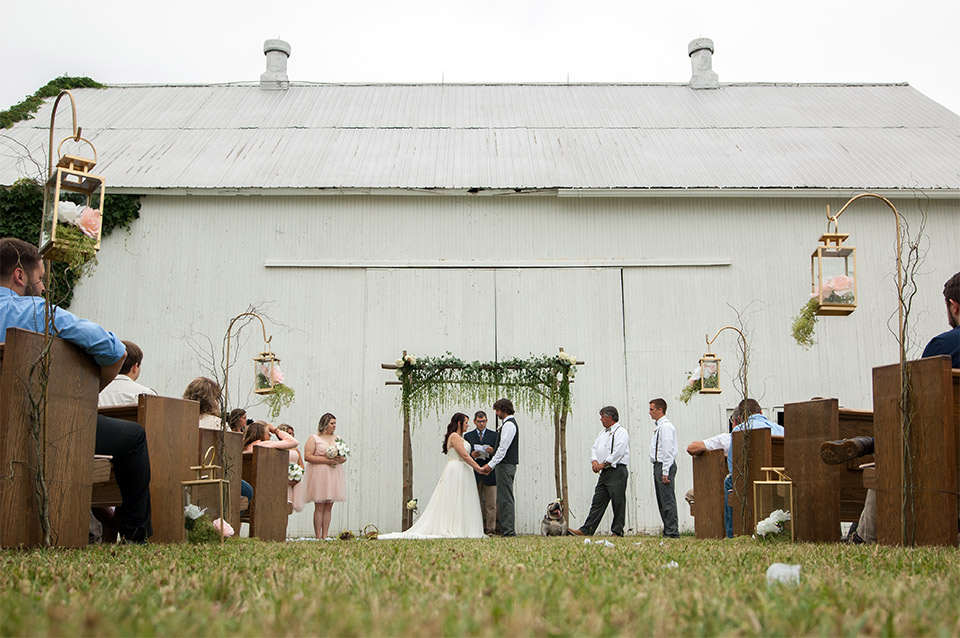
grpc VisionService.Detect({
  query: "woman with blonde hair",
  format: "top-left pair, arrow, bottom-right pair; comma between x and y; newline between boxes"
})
301,413 -> 347,539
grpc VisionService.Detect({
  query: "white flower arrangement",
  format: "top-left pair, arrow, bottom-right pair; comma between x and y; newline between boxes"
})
325,437 -> 351,459
756,509 -> 791,538
288,463 -> 304,482
406,498 -> 418,514
184,504 -> 207,521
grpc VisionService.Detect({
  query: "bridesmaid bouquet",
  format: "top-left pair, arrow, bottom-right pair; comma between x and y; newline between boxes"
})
325,437 -> 351,459
288,462 -> 304,482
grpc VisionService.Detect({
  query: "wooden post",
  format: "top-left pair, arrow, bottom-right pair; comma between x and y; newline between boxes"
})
400,351 -> 414,531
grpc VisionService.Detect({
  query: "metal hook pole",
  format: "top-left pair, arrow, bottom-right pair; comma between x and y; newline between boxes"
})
46,90 -> 81,181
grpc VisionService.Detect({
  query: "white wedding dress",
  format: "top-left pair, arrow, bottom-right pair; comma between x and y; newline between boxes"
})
379,445 -> 485,539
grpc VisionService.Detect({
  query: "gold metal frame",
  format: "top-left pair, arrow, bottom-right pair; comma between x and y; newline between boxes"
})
753,466 -> 794,541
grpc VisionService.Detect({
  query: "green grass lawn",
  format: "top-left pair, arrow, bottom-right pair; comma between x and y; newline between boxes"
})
2,535 -> 958,637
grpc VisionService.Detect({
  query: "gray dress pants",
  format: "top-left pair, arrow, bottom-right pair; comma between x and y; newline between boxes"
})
495,463 -> 517,536
653,461 -> 679,538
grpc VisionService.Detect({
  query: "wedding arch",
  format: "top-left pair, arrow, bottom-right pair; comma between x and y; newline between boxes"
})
381,349 -> 583,530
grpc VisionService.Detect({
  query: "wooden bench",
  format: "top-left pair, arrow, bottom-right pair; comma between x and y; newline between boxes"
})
1,328 -> 98,548
783,399 -> 874,542
729,430 -> 784,536
241,446 -> 290,541
691,449 -> 727,539
198,428 -> 244,532
874,356 -> 958,546
95,395 -> 200,543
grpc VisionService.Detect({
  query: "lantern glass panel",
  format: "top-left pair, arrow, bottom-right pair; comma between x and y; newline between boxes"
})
699,356 -> 720,393
754,474 -> 794,541
254,356 -> 276,394
182,480 -> 229,525
812,237 -> 856,313
40,165 -> 105,262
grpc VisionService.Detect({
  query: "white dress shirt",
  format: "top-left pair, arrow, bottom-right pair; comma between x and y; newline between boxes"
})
98,374 -> 157,407
591,424 -> 630,467
488,417 -> 517,468
703,432 -> 731,452
649,416 -> 677,476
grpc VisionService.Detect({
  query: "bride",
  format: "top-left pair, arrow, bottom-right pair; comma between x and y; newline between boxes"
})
380,413 -> 486,539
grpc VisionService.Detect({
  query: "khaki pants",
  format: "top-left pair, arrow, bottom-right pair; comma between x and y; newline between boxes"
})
477,482 -> 497,534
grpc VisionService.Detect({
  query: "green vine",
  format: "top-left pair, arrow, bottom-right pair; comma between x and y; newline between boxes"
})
679,378 -> 702,404
0,178 -> 141,308
791,298 -> 820,348
394,351 -> 577,423
262,383 -> 296,420
1,76 -> 105,129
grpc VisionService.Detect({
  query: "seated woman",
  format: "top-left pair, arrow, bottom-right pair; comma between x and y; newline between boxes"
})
183,377 -> 222,430
242,421 -> 299,453
228,408 -> 249,433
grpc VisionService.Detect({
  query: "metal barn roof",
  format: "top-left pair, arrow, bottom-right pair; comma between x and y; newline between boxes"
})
2,82 -> 959,192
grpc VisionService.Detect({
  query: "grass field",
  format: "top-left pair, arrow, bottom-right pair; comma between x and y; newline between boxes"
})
2,535 -> 958,637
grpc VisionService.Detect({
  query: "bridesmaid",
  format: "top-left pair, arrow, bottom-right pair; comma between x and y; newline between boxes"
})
277,423 -> 304,506
302,413 -> 347,539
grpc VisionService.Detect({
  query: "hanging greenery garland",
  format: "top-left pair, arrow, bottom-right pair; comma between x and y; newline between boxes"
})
392,351 -> 578,424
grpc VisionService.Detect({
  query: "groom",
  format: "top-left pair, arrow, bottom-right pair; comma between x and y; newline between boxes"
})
482,398 -> 519,536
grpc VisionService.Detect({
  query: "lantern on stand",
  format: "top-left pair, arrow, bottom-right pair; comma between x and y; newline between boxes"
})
754,467 -> 794,541
39,91 -> 105,264
811,223 -> 857,316
699,352 -> 721,394
182,447 -> 230,541
254,350 -> 282,395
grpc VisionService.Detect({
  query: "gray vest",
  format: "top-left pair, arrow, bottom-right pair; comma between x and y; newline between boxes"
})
497,417 -> 519,465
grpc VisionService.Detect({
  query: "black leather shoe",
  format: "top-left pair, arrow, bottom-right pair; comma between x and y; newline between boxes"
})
819,436 -> 874,465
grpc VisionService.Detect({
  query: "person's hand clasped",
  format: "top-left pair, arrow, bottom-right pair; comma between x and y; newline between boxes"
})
591,460 -> 601,474
661,474 -> 670,484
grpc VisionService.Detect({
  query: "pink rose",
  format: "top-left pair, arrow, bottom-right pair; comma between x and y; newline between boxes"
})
272,364 -> 285,384
825,275 -> 853,295
212,518 -> 234,538
76,207 -> 101,239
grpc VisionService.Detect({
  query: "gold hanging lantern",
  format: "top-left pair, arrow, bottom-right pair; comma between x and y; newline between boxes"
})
699,352 -> 721,394
754,467 -> 794,541
254,350 -> 281,395
39,91 -> 105,263
811,215 -> 857,316
182,447 -> 230,541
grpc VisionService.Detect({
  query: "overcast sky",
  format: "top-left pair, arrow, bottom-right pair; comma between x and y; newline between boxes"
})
3,0 -> 959,116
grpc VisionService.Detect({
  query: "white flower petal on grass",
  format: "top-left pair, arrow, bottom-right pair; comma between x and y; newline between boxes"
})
602,540 -> 614,548
662,561 -> 679,569
583,538 -> 592,545
766,563 -> 801,585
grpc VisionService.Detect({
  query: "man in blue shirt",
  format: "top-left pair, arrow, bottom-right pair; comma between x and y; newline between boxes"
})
724,398 -> 784,538
1,238 -> 152,543
920,271 -> 959,368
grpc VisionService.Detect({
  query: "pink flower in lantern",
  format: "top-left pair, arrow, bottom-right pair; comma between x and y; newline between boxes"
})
76,207 -> 102,239
272,364 -> 285,385
825,275 -> 853,295
212,517 -> 235,538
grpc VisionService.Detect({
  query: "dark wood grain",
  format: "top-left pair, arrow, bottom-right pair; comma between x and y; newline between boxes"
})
691,449 -> 726,539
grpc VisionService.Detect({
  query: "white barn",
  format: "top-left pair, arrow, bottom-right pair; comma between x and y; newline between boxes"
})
2,39 -> 958,537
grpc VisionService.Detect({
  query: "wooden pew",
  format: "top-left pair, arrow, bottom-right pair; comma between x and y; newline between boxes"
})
0,328 -> 98,548
691,449 -> 726,539
783,399 -> 874,542
729,430 -> 784,536
96,395 -> 199,543
241,446 -> 290,541
873,356 -> 958,547
198,428 -> 244,533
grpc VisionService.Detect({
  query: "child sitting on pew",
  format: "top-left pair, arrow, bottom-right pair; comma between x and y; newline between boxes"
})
183,377 -> 222,430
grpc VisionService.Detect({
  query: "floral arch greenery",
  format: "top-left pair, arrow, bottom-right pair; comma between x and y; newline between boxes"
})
382,349 -> 582,531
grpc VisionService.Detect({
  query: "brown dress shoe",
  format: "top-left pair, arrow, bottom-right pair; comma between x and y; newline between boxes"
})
568,528 -> 585,536
819,436 -> 874,465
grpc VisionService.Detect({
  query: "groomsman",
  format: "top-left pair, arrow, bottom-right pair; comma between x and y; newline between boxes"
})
570,406 -> 630,536
482,398 -> 519,537
464,410 -> 498,535
649,398 -> 679,538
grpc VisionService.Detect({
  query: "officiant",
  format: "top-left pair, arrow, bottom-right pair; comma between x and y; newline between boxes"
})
465,410 -> 498,535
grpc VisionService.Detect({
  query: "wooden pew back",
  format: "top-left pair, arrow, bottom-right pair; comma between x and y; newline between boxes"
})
729,429 -> 782,536
784,399 -> 874,542
241,446 -> 289,541
1,328 -> 98,548
691,449 -> 726,539
198,428 -> 244,532
874,356 -> 958,546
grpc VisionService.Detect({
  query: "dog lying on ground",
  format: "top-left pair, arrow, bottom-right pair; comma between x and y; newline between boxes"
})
540,500 -> 567,536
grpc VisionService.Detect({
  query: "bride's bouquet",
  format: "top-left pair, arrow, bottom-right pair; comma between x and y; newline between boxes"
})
325,437 -> 351,459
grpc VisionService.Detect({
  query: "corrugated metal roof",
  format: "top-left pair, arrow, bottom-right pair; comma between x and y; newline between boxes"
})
2,83 -> 959,190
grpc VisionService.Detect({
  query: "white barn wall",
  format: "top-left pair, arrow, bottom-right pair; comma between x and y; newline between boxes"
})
71,193 -> 958,536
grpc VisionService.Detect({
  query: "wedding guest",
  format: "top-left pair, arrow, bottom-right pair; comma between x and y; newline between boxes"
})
1,238 -> 151,543
242,421 -> 299,453
464,410 -> 498,534
98,340 -> 158,407
301,413 -> 347,539
649,398 -> 679,539
569,406 -> 630,537
277,423 -> 304,505
481,398 -> 519,537
228,408 -> 248,433
183,377 -> 222,430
